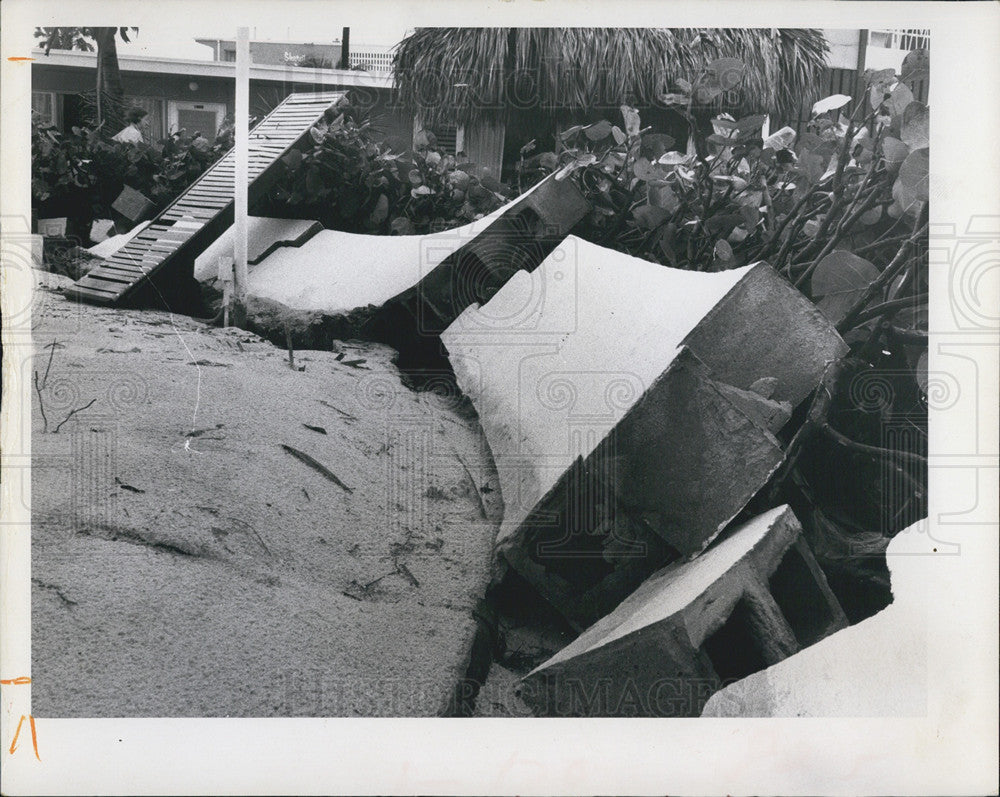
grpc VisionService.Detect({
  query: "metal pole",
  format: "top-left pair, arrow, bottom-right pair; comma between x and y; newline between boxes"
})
233,26 -> 250,312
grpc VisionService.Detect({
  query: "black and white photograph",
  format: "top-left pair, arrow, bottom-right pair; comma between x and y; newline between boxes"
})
1,1 -> 997,794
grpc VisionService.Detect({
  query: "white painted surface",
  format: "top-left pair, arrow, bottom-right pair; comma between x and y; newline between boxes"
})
86,220 -> 152,259
442,236 -> 750,543
701,523 -> 929,717
865,45 -> 911,73
194,217 -> 317,281
209,180 -> 541,312
823,28 -> 861,70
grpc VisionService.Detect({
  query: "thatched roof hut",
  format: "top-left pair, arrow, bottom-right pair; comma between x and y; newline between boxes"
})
393,28 -> 830,129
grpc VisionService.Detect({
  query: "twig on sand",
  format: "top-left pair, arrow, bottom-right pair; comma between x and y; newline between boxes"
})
280,444 -> 353,493
34,340 -> 61,433
284,325 -> 296,370
41,341 -> 58,388
454,452 -> 488,520
397,562 -> 420,588
53,398 -> 97,433
229,516 -> 272,557
318,399 -> 356,421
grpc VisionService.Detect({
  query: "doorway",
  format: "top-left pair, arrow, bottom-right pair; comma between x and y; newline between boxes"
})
167,100 -> 227,141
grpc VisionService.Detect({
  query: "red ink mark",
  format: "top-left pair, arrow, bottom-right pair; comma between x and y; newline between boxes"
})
8,715 -> 40,760
7,57 -> 35,62
0,676 -> 31,685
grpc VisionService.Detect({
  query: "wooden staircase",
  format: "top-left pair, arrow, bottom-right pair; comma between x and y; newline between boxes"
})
65,91 -> 344,306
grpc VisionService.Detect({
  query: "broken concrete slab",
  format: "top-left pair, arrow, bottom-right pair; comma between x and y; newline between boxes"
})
193,217 -> 324,280
442,236 -> 845,623
518,505 -> 847,716
701,522 -> 928,717
498,348 -> 785,629
369,174 -> 590,366
443,238 -> 755,541
193,179 -> 548,322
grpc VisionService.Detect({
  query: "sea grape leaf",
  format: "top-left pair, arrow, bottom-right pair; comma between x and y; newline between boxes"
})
812,94 -> 852,115
370,193 -> 389,224
811,250 -> 880,323
898,147 -> 929,202
882,136 -> 910,170
901,49 -> 930,83
585,120 -> 613,141
632,203 -> 670,230
647,181 -> 679,212
640,133 -> 676,161
888,83 -> 915,120
901,102 -> 929,149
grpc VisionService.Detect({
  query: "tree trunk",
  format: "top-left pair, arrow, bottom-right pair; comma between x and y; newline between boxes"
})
92,27 -> 124,131
93,28 -> 124,100
95,49 -> 103,126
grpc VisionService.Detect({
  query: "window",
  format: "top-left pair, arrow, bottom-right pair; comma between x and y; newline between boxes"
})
868,30 -> 894,49
414,119 -> 465,156
432,125 -> 463,156
32,92 -> 58,126
349,48 -> 394,75
222,49 -> 236,62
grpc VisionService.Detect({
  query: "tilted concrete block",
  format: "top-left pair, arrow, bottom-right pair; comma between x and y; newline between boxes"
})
682,263 -> 847,406
500,348 -> 785,629
518,505 -> 848,717
442,236 -> 846,625
111,185 -> 157,225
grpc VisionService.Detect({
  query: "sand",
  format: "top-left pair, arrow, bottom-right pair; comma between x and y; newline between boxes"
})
30,275 -> 502,717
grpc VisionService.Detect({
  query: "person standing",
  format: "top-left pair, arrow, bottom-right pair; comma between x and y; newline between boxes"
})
112,106 -> 149,144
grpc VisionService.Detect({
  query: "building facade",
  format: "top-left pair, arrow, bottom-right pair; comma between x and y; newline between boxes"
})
30,47 -> 411,150
811,28 -> 930,126
194,37 -> 395,75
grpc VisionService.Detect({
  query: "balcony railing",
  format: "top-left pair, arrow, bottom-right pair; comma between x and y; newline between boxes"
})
869,29 -> 930,51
